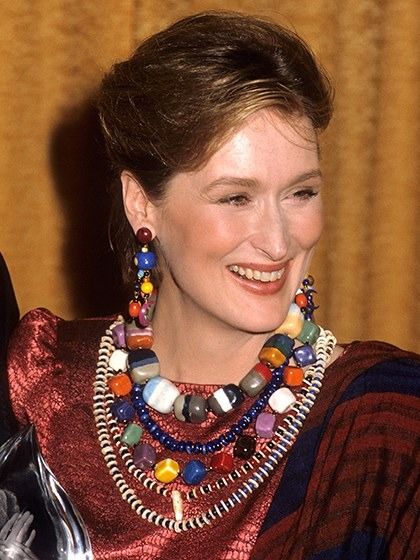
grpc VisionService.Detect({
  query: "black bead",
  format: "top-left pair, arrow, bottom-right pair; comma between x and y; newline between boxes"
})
233,435 -> 256,460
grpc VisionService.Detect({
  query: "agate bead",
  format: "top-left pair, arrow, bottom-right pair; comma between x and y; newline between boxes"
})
121,423 -> 143,446
233,435 -> 256,459
208,384 -> 245,416
133,442 -> 156,470
128,349 -> 160,383
294,292 -> 308,308
239,362 -> 272,397
210,452 -> 234,474
126,322 -> 154,350
275,303 -> 304,338
128,300 -> 141,318
108,373 -> 132,397
154,458 -> 180,483
111,324 -> 126,349
296,320 -> 320,345
109,349 -> 128,372
143,376 -> 180,414
283,366 -> 304,387
182,460 -> 207,485
293,344 -> 316,367
263,334 -> 295,358
110,399 -> 135,422
268,387 -> 296,413
255,412 -> 276,438
258,347 -> 286,368
173,394 -> 208,424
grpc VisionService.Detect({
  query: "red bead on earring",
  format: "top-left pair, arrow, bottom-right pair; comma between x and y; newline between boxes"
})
136,227 -> 153,244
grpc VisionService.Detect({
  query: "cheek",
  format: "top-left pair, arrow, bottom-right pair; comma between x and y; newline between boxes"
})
293,204 -> 324,250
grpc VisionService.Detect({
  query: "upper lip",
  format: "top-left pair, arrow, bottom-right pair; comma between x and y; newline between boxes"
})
228,262 -> 289,272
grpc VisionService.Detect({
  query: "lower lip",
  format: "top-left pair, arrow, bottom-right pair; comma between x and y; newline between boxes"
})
228,265 -> 289,296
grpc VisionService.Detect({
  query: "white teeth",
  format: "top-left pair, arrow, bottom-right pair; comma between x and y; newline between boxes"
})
228,265 -> 284,283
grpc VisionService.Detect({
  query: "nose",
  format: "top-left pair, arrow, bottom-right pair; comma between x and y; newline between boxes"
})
251,202 -> 290,261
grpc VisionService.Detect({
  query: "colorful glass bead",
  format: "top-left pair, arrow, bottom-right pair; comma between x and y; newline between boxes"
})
109,349 -> 128,372
134,250 -> 156,270
255,412 -> 276,438
126,322 -> 154,350
108,373 -> 132,397
208,384 -> 245,416
173,394 -> 208,424
111,323 -> 126,349
294,292 -> 308,308
263,334 -> 294,358
154,458 -> 180,483
133,442 -> 156,470
210,452 -> 234,474
283,366 -> 304,387
258,346 -> 286,368
128,300 -> 141,318
138,295 -> 157,327
143,376 -> 180,414
268,387 -> 296,413
136,227 -> 152,244
110,399 -> 135,422
293,344 -> 316,367
239,362 -> 272,397
233,435 -> 256,459
182,460 -> 207,485
121,423 -> 143,446
275,303 -> 304,338
297,320 -> 320,345
128,349 -> 160,383
140,280 -> 154,295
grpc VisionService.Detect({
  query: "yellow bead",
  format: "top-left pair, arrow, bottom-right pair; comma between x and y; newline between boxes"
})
154,458 -> 180,483
141,281 -> 154,295
275,303 -> 304,338
258,347 -> 286,368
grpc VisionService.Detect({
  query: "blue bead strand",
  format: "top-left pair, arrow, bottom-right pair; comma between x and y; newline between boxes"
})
130,361 -> 288,454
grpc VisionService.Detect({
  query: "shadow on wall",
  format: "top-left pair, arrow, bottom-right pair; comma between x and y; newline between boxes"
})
49,97 -> 127,318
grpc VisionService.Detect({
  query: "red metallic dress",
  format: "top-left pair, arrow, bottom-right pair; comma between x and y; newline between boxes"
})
7,309 -> 420,559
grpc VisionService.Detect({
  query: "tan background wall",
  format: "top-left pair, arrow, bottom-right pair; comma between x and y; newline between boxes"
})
0,0 -> 419,352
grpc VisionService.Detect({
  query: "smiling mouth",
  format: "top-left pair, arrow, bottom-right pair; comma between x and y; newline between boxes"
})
228,265 -> 285,283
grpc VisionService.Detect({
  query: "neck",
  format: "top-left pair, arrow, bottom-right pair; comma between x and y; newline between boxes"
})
151,284 -> 271,385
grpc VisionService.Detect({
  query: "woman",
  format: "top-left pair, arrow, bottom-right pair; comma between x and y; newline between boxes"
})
7,11 -> 419,560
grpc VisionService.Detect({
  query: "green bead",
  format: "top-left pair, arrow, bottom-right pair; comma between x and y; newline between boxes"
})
121,423 -> 143,446
263,334 -> 294,358
296,320 -> 320,345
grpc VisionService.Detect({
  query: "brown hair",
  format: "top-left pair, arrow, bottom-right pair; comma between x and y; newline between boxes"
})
97,11 -> 333,284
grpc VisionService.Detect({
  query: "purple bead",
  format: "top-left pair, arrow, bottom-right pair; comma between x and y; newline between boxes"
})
255,412 -> 276,438
133,442 -> 156,470
293,344 -> 316,367
111,323 -> 126,348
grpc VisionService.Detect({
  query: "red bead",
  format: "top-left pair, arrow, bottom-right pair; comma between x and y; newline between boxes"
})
210,452 -> 234,474
254,362 -> 272,383
136,227 -> 152,244
294,293 -> 308,308
128,300 -> 141,318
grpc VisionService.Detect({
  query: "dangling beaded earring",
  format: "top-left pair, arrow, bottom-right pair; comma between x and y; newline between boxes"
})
295,275 -> 318,320
124,227 -> 157,349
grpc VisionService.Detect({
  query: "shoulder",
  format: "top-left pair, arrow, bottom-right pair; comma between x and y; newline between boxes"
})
7,308 -> 112,425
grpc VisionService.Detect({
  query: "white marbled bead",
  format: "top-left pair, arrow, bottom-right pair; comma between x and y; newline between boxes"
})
268,387 -> 296,413
143,376 -> 180,414
109,349 -> 129,372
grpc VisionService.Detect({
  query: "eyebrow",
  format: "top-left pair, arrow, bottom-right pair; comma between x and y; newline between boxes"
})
204,169 -> 322,191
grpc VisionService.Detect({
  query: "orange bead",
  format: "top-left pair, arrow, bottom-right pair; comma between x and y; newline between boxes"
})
294,293 -> 308,308
258,347 -> 286,368
283,366 -> 304,387
108,373 -> 132,396
127,334 -> 154,350
128,300 -> 141,318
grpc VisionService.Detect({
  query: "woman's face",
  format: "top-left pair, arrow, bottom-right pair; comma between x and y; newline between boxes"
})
147,109 -> 323,333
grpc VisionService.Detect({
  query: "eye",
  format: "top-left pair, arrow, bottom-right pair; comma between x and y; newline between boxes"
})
292,188 -> 319,200
218,194 -> 251,206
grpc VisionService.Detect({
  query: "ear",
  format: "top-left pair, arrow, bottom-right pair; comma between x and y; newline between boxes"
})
121,171 -> 157,236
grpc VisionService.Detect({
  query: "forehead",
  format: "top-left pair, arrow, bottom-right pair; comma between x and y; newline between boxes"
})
195,109 -> 319,184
